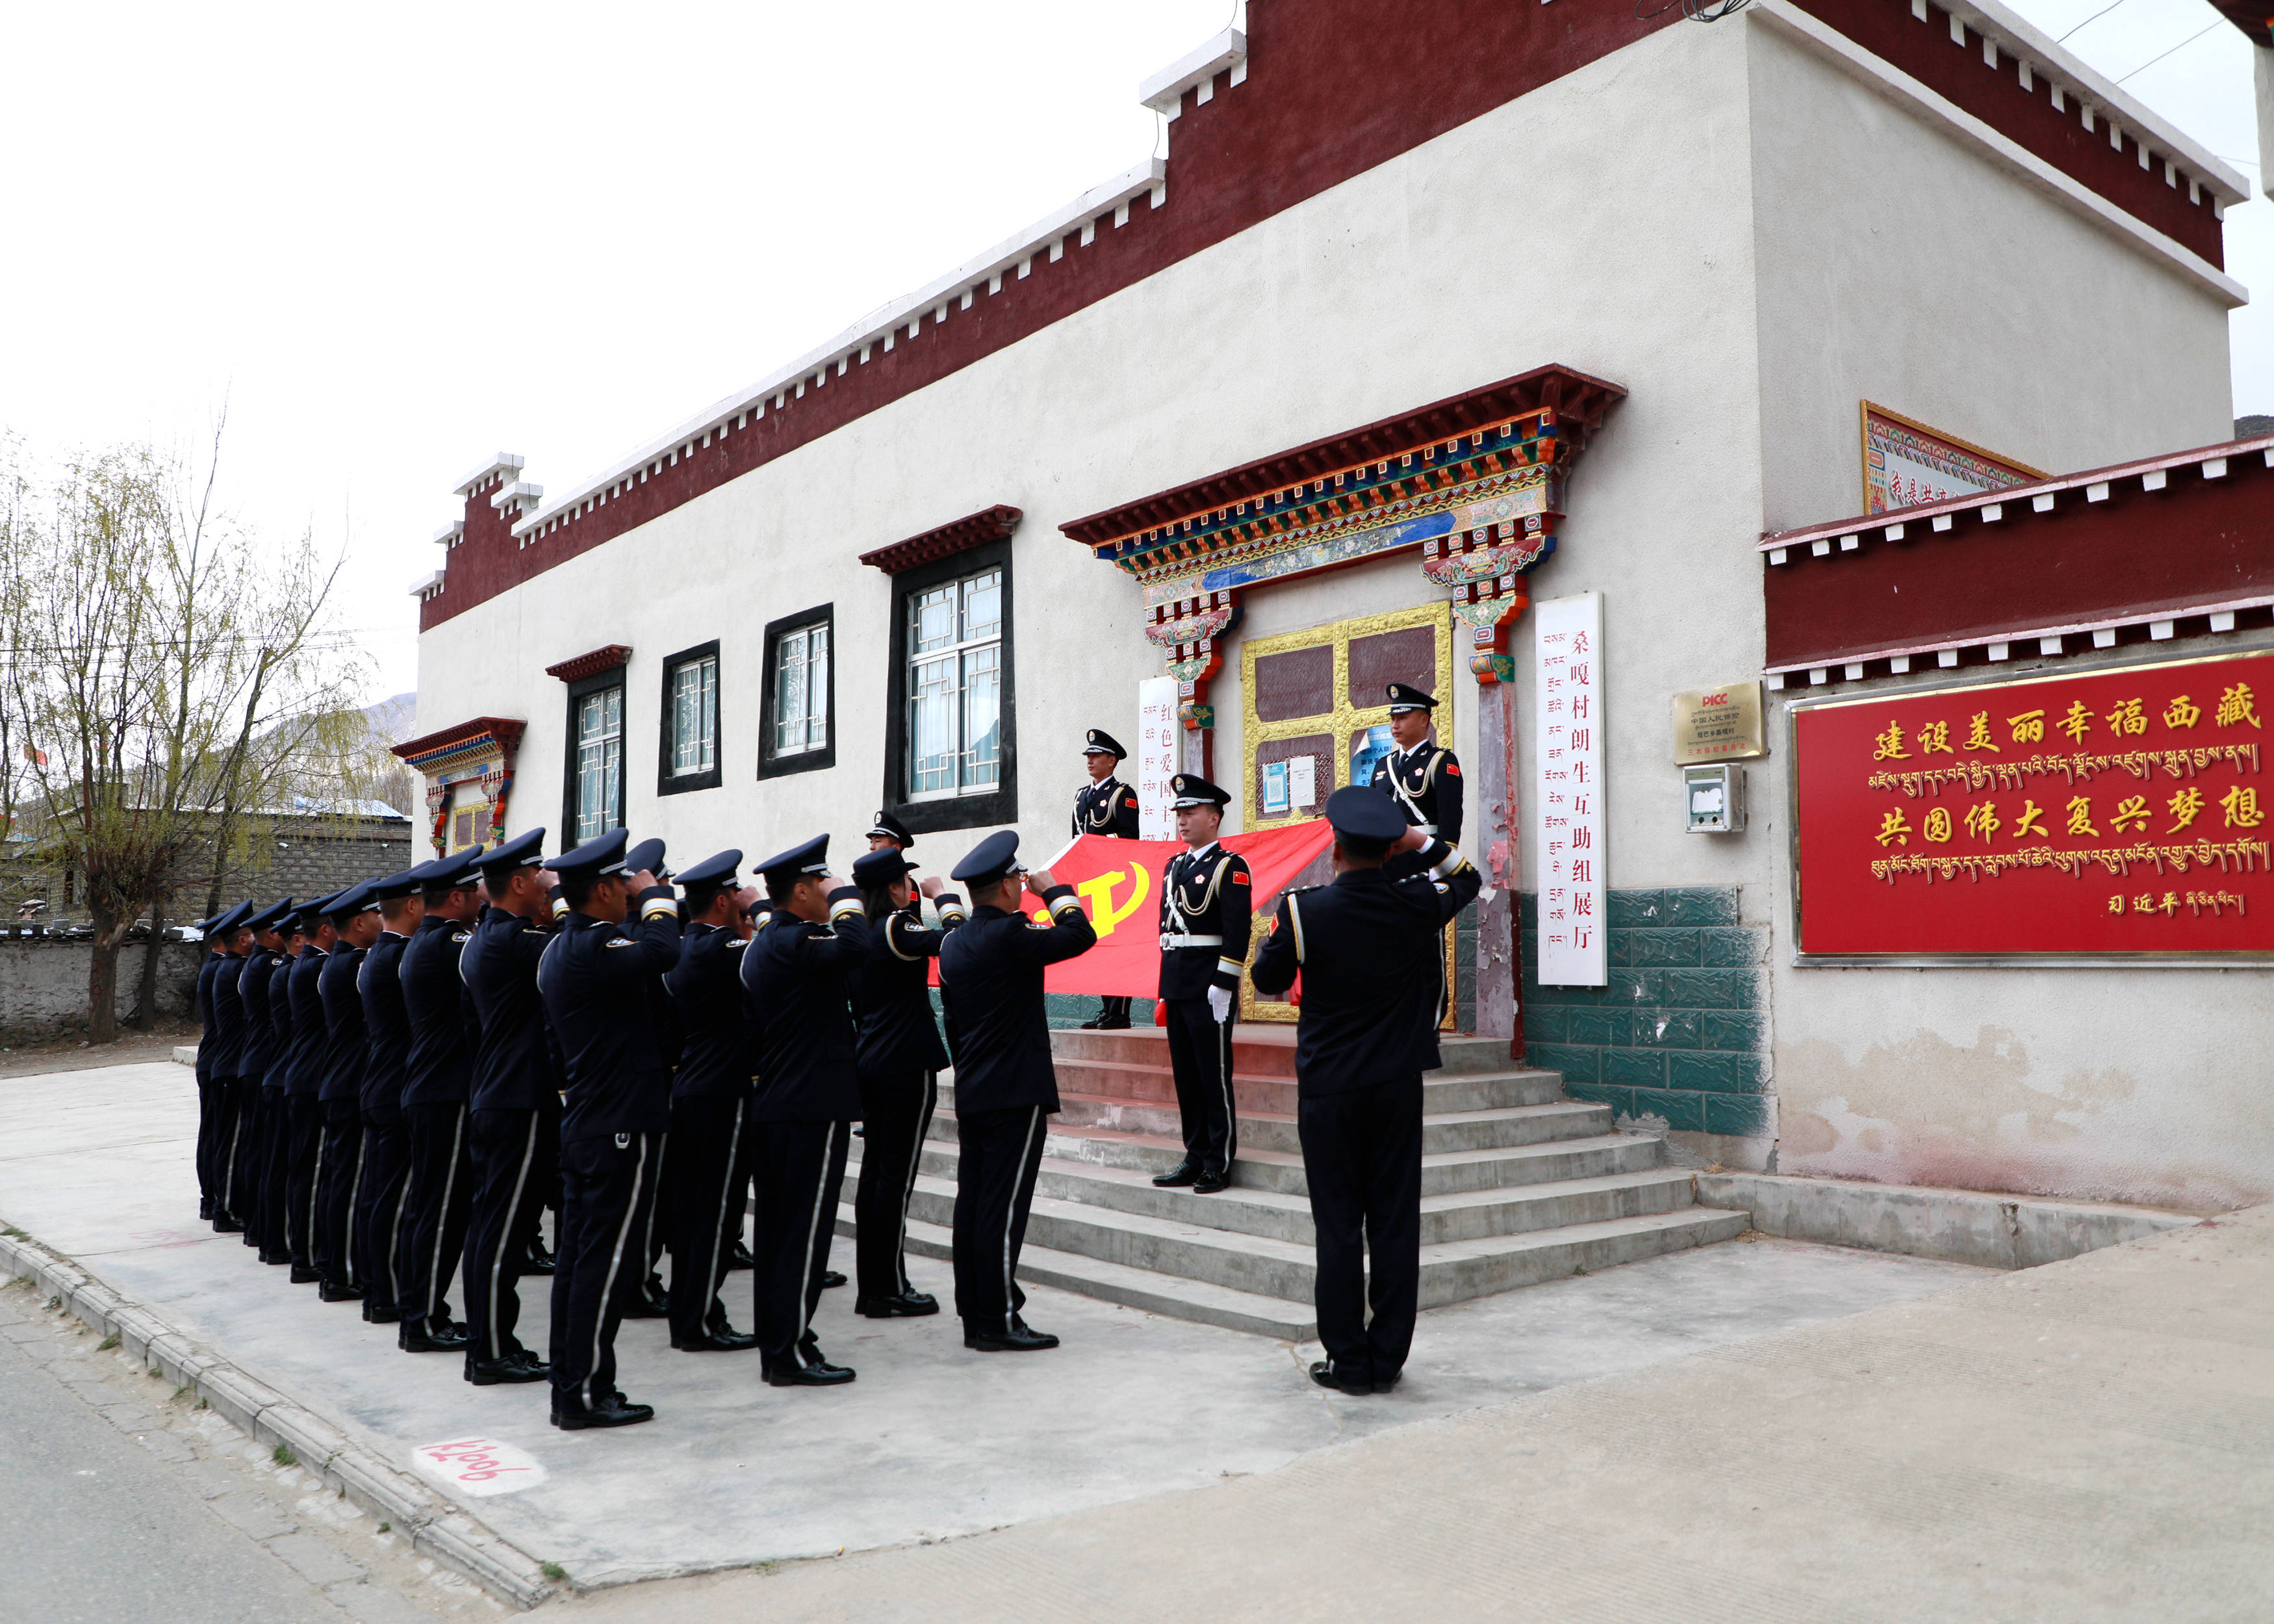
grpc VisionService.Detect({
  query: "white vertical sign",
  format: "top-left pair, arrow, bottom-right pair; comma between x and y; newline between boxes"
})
1136,676 -> 1179,841
1534,592 -> 1605,986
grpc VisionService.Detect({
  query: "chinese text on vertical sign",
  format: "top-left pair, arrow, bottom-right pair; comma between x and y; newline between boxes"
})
1535,593 -> 1606,985
1136,676 -> 1179,841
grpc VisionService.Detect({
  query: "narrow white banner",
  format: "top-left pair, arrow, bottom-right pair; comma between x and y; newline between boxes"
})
1534,592 -> 1605,986
1136,676 -> 1179,841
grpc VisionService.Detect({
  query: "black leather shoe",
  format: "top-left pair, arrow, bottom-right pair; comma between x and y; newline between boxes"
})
362,1303 -> 402,1324
212,1215 -> 244,1234
398,1320 -> 470,1354
1077,1012 -> 1108,1030
241,1230 -> 261,1248
619,1281 -> 670,1319
552,1394 -> 654,1430
465,1351 -> 552,1385
855,1292 -> 939,1318
1371,1370 -> 1401,1394
820,1269 -> 847,1289
289,1264 -> 322,1284
965,1317 -> 1060,1352
1309,1360 -> 1372,1395
1095,1015 -> 1131,1030
1151,1164 -> 1198,1188
318,1281 -> 364,1303
522,1241 -> 556,1276
199,1199 -> 214,1221
727,1239 -> 755,1271
259,1248 -> 290,1265
763,1347 -> 856,1386
1192,1171 -> 1232,1195
672,1326 -> 760,1352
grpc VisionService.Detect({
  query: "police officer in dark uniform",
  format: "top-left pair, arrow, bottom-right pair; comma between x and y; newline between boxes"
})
283,900 -> 338,1284
537,828 -> 678,1430
847,845 -> 965,1317
1151,774 -> 1251,1195
865,810 -> 914,853
1368,683 -> 1463,865
743,835 -> 869,1386
1072,729 -> 1142,1030
1251,786 -> 1480,1396
266,910 -> 309,1265
229,901 -> 286,1250
939,831 -> 1096,1351
205,904 -> 256,1234
357,869 -> 424,1323
314,883 -> 381,1303
240,900 -> 294,1262
396,848 -> 483,1354
459,830 -> 561,1386
194,903 -> 252,1226
659,848 -> 760,1352
617,837 -> 678,1317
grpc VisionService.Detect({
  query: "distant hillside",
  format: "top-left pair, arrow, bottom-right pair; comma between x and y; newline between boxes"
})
362,692 -> 416,747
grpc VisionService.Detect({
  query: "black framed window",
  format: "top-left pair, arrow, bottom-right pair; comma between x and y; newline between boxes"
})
657,640 -> 722,796
758,605 -> 835,779
882,540 -> 1016,833
561,668 -> 626,839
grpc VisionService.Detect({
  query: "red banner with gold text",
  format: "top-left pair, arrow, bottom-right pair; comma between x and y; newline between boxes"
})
930,820 -> 1335,996
1793,648 -> 2270,958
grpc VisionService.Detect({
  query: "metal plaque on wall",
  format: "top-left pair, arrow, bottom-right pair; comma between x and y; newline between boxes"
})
1672,681 -> 1765,765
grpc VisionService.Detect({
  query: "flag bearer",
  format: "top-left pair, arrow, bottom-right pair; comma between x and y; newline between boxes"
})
1071,728 -> 1141,1029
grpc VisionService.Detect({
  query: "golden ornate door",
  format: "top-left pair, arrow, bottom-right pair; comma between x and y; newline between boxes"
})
1237,603 -> 1457,1024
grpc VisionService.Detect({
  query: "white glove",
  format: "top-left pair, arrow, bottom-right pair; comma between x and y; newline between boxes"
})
1207,985 -> 1233,1024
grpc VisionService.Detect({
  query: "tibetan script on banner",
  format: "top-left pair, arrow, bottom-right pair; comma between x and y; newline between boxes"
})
1791,648 -> 2271,961
1861,401 -> 2043,515
1535,593 -> 1606,985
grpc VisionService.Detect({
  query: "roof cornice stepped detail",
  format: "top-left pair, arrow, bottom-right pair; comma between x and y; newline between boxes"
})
860,506 -> 1023,575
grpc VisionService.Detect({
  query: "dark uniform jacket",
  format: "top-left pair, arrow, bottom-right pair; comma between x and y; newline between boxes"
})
663,922 -> 753,1100
1072,774 -> 1142,839
849,895 -> 964,1078
1250,838 -> 1481,1095
207,952 -> 248,1078
462,907 -> 560,1114
316,946 -> 367,1104
537,887 -> 681,1145
195,956 -> 221,1084
400,913 -> 478,1110
285,946 -> 329,1098
1369,741 -> 1464,844
357,932 -> 414,1124
1157,842 -> 1253,1000
238,948 -> 283,1084
252,950 -> 293,1088
936,886 -> 1096,1114
743,889 -> 871,1123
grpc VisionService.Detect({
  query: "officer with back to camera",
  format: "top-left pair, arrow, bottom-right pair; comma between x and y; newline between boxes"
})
659,848 -> 761,1352
1152,773 -> 1250,1195
396,847 -> 484,1354
1251,785 -> 1481,1397
938,831 -> 1096,1352
1071,729 -> 1141,1030
743,834 -> 870,1386
537,828 -> 679,1430
357,868 -> 424,1324
459,830 -> 561,1387
313,882 -> 382,1304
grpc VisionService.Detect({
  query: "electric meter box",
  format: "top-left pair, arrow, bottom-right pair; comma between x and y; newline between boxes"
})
1683,763 -> 1744,833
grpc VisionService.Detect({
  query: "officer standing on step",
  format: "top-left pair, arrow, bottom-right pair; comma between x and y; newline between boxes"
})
459,830 -> 561,1387
397,848 -> 483,1354
1152,774 -> 1250,1195
847,844 -> 965,1319
538,828 -> 678,1430
1368,683 -> 1463,872
659,849 -> 760,1353
744,835 -> 869,1386
939,831 -> 1095,1352
1073,729 -> 1141,1030
314,883 -> 381,1304
1251,787 -> 1480,1397
865,810 -> 914,854
356,869 -> 424,1324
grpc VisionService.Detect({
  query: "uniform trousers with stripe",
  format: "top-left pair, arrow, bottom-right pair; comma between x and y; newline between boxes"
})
638,1130 -> 671,1295
525,1093 -> 563,1258
195,1075 -> 227,1212
750,1119 -> 851,1365
1296,1075 -> 1425,1384
950,1103 -> 1049,1336
396,1101 -> 473,1336
1163,999 -> 1240,1177
463,1108 -> 550,1363
256,1087 -> 290,1253
354,1117 -> 411,1314
229,1080 -> 266,1238
548,1131 -> 656,1410
313,1098 -> 365,1289
284,1094 -> 326,1268
666,1095 -> 750,1342
852,1072 -> 936,1300
205,1076 -> 242,1219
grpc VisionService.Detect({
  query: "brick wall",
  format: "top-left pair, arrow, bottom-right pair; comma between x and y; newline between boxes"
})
1519,887 -> 1774,1141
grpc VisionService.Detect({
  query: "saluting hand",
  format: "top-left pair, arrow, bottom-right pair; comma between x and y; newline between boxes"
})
919,875 -> 944,899
1392,826 -> 1428,855
627,869 -> 660,891
1024,868 -> 1056,896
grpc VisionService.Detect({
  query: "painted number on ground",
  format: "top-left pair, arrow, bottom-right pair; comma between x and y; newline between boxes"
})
410,1436 -> 546,1497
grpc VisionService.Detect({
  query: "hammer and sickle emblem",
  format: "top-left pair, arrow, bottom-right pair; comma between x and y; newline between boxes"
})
1075,865 -> 1151,937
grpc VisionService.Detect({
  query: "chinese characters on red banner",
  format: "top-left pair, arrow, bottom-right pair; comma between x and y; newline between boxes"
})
1794,650 -> 2271,957
1535,593 -> 1606,983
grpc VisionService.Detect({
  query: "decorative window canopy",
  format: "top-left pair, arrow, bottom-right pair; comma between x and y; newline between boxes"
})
861,505 -> 1023,576
544,644 -> 633,683
392,717 -> 526,855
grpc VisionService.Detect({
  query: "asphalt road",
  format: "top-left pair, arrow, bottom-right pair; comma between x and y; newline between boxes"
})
0,1319 -> 342,1624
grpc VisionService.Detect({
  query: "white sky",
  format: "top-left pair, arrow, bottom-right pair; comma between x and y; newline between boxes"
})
1,1 -> 2264,708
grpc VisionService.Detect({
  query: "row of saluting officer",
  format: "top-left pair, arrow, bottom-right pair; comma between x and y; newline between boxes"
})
186,813 -> 1099,1429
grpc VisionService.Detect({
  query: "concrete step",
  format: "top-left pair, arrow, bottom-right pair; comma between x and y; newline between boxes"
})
936,1091 -> 1581,1158
1041,1056 -> 1566,1116
1047,1025 -> 1519,1080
